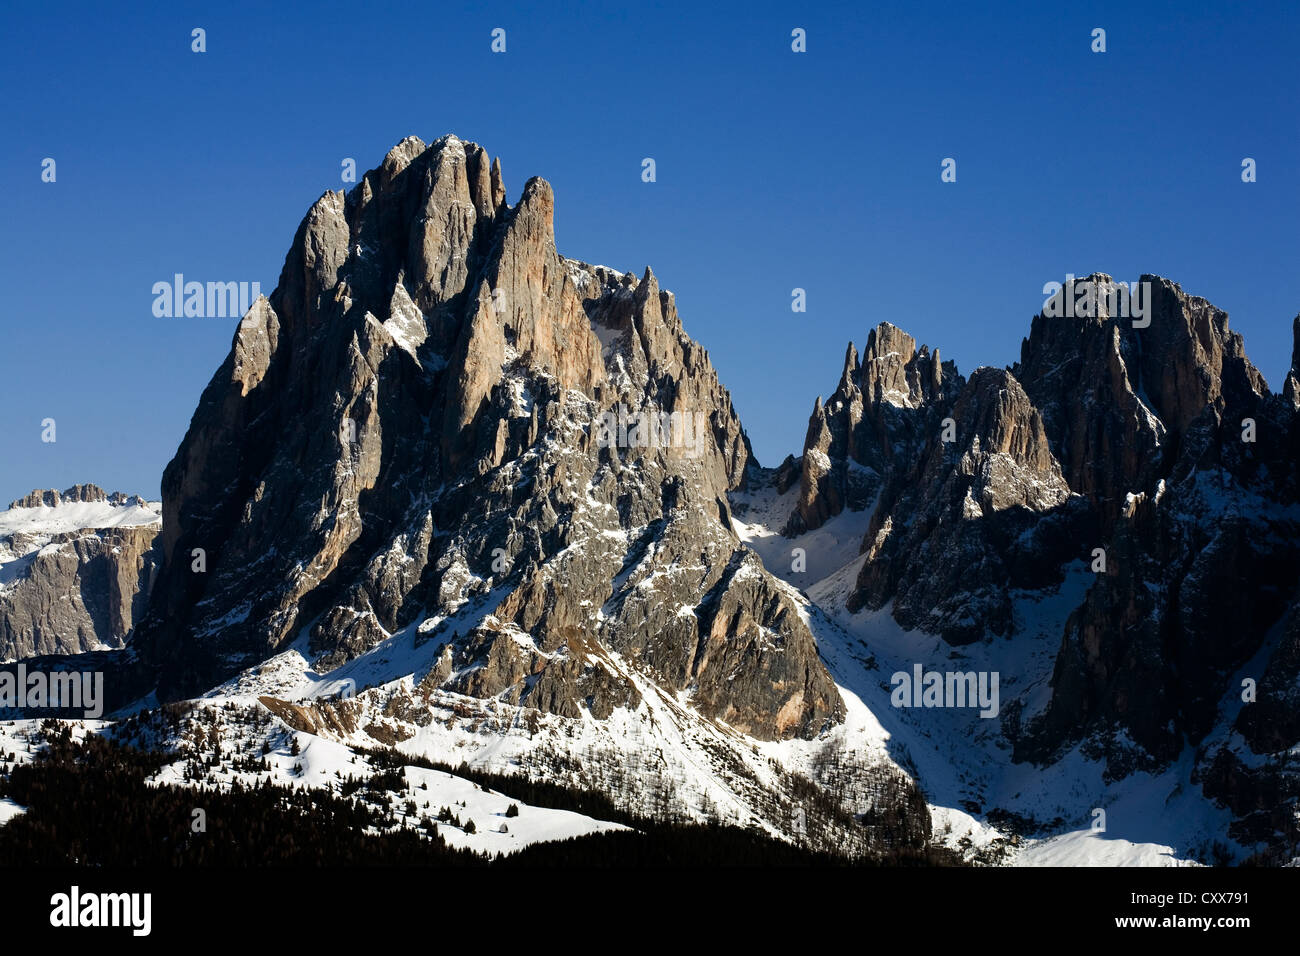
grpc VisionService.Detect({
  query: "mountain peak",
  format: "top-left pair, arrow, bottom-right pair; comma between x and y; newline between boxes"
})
5,484 -> 136,510
133,136 -> 830,746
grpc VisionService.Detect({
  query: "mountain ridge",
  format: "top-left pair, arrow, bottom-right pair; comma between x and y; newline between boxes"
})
4,139 -> 1298,863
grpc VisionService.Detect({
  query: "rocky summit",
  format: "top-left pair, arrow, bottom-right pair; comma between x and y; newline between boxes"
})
6,141 -> 1298,864
773,274 -> 1300,858
0,485 -> 160,660
133,134 -> 841,741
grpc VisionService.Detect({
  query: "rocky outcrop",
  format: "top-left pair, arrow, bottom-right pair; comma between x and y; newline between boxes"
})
787,323 -> 958,534
816,275 -> 1300,836
0,487 -> 161,660
1013,274 -> 1270,528
133,135 -> 839,740
7,485 -> 141,510
1283,314 -> 1300,410
849,366 -> 1087,643
1011,277 -> 1287,767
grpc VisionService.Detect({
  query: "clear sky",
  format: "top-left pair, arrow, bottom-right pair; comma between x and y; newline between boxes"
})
2,0 -> 1296,504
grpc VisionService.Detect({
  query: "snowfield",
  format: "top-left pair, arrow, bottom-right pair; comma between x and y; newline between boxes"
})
0,499 -> 161,539
142,718 -> 627,855
729,473 -> 1243,866
0,495 -> 161,592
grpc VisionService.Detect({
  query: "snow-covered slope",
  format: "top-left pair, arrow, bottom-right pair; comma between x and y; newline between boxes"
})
145,604 -> 916,858
0,498 -> 160,542
0,715 -> 622,854
730,476 -> 877,588
727,472 -> 1250,866
1,490 -> 162,660
145,717 -> 627,854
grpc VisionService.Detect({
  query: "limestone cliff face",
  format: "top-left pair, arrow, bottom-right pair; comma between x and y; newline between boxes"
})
0,486 -> 160,660
134,135 -> 838,740
1013,274 -> 1269,528
787,323 -> 958,535
849,365 -> 1085,643
1008,276 -> 1285,768
792,274 -> 1300,850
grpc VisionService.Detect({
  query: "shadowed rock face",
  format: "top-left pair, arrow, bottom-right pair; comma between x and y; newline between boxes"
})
1003,275 -> 1290,770
1013,274 -> 1270,528
793,272 -> 1300,846
0,485 -> 161,660
1284,314 -> 1300,409
787,322 -> 959,535
133,135 -> 842,740
849,365 -> 1088,644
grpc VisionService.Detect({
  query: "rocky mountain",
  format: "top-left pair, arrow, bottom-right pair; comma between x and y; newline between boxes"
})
6,144 -> 1297,863
784,323 -> 959,535
134,133 -> 840,734
113,135 -> 927,855
774,275 -> 1300,860
0,485 -> 160,660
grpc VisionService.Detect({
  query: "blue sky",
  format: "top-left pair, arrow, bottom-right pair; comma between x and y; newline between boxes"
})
2,0 -> 1297,503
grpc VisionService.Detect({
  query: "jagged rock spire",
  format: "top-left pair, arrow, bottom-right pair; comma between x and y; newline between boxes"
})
132,135 -> 835,741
